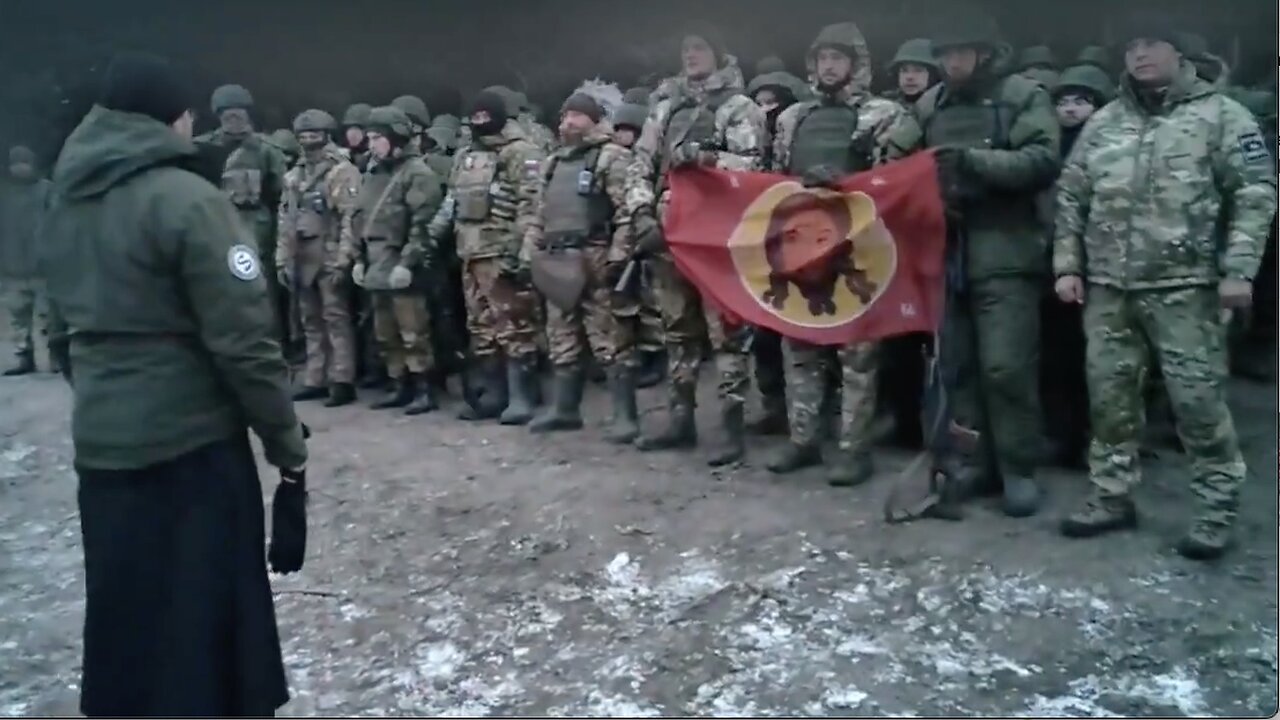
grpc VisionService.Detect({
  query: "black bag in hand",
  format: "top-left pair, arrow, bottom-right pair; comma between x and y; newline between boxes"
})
268,468 -> 307,574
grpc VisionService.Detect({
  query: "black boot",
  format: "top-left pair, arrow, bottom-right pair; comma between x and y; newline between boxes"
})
324,382 -> 356,408
372,375 -> 415,409
767,443 -> 823,474
458,356 -> 507,421
293,385 -> 328,402
636,384 -> 697,451
3,351 -> 35,377
499,356 -> 537,426
708,404 -> 746,467
529,365 -> 585,433
359,363 -> 388,390
747,394 -> 790,436
405,373 -> 439,415
634,350 -> 666,389
605,366 -> 640,444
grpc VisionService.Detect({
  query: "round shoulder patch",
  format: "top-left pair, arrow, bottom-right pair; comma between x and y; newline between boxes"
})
227,244 -> 262,281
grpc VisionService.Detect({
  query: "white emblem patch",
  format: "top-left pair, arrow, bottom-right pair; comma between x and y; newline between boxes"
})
227,244 -> 261,281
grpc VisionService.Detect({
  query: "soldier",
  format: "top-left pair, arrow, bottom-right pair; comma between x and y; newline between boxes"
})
429,90 -> 546,424
1,145 -> 51,376
1017,45 -> 1061,89
886,11 -> 1061,517
1053,19 -> 1276,559
419,113 -> 470,400
349,106 -> 443,415
277,109 -> 362,408
268,128 -> 301,168
763,22 -> 906,484
391,94 -> 432,149
194,84 -> 290,348
524,91 -> 637,440
884,38 -> 940,105
342,103 -> 373,172
484,86 -> 556,153
1075,45 -> 1114,76
626,24 -> 767,466
424,114 -> 461,177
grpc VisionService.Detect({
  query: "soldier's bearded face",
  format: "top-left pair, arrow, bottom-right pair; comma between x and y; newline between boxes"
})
613,127 -> 637,148
345,127 -> 365,148
815,48 -> 854,89
218,108 -> 252,136
558,110 -> 595,144
367,132 -> 392,159
682,36 -> 716,79
898,64 -> 932,96
940,47 -> 982,83
1056,94 -> 1096,128
1125,39 -> 1181,86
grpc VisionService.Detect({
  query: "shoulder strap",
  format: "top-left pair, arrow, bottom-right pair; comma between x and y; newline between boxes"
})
359,163 -> 413,240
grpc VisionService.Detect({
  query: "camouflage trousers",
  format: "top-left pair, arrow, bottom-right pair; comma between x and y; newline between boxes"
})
545,246 -> 633,369
371,290 -> 432,378
613,260 -> 665,361
1084,285 -> 1244,523
463,257 -> 539,359
650,254 -> 750,409
299,271 -> 356,386
784,339 -> 878,453
2,278 -> 45,355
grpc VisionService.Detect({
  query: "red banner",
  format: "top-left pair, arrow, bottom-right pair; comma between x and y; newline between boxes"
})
663,151 -> 946,346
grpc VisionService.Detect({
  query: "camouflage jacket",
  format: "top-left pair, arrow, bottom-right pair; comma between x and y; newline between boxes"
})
276,144 -> 362,285
348,148 -> 443,290
519,113 -> 557,153
193,129 -> 288,237
430,120 -> 545,262
1054,63 -> 1278,289
625,58 -> 766,217
523,125 -> 634,263
0,175 -> 50,279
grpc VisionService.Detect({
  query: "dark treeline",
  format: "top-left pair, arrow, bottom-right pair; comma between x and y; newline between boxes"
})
0,0 -> 1275,162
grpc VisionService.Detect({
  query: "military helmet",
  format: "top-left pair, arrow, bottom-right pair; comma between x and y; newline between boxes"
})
806,22 -> 865,63
268,128 -> 301,156
292,108 -> 337,134
1019,45 -> 1058,71
931,14 -> 1000,54
425,125 -> 458,152
482,85 -> 523,116
612,103 -> 648,132
622,87 -> 652,106
431,113 -> 461,132
1176,33 -> 1210,62
342,102 -> 373,127
1075,45 -> 1113,72
391,95 -> 430,128
366,105 -> 414,140
755,55 -> 787,76
888,38 -> 939,71
8,145 -> 36,166
210,84 -> 254,115
747,71 -> 808,101
1053,64 -> 1115,104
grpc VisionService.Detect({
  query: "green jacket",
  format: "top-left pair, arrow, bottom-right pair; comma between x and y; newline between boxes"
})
0,175 -> 50,278
40,106 -> 306,471
194,128 -> 288,264
1054,64 -> 1278,289
888,65 -> 1061,279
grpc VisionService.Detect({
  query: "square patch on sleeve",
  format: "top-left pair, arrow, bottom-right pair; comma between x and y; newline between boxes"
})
1239,131 -> 1270,165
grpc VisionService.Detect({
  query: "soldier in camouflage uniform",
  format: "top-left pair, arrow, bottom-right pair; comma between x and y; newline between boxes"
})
392,95 -> 431,149
626,24 -> 767,466
194,85 -> 290,348
342,103 -> 373,173
430,90 -> 546,425
524,92 -> 638,441
276,109 -> 362,408
764,22 -> 907,485
1,146 -> 51,376
1053,21 -> 1277,559
348,106 -> 444,415
1017,45 -> 1061,89
484,86 -> 556,153
886,12 -> 1061,518
883,38 -> 939,105
268,128 -> 301,168
419,112 -> 470,397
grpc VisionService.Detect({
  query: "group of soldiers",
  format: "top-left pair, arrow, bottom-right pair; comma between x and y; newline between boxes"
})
2,10 -> 1275,560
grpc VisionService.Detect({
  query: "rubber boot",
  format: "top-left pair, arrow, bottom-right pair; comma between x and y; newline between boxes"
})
636,383 -> 697,451
748,394 -> 790,436
324,382 -> 356,408
499,356 -> 537,426
827,449 -> 874,487
458,356 -> 507,421
293,384 -> 328,402
604,366 -> 640,444
4,351 -> 35,377
708,404 -> 746,467
767,442 -> 823,474
404,374 -> 439,416
634,350 -> 666,389
1002,475 -> 1042,518
372,375 -> 415,409
529,365 -> 585,433
1060,494 -> 1138,538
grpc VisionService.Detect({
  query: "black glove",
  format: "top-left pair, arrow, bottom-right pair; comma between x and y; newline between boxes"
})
801,165 -> 845,189
934,147 -> 978,214
632,209 -> 665,257
268,466 -> 307,574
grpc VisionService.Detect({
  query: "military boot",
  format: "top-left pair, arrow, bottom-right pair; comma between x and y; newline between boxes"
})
604,366 -> 640,445
325,382 -> 356,408
293,384 -> 328,402
529,365 -> 585,433
827,449 -> 875,487
1176,518 -> 1235,561
748,394 -> 790,436
359,363 -> 388,390
1060,494 -> 1138,538
636,383 -> 698,451
767,442 -> 823,474
404,374 -> 439,416
499,355 -> 538,426
1002,475 -> 1042,518
707,404 -> 746,467
372,375 -> 416,410
458,356 -> 507,421
634,350 -> 666,389
4,351 -> 35,377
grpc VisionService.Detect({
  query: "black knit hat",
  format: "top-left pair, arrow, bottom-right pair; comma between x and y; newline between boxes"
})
560,93 -> 603,123
468,90 -> 510,125
99,52 -> 191,125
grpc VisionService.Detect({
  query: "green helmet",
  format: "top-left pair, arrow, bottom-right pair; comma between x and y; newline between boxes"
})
431,113 -> 461,132
747,71 -> 809,102
210,84 -> 253,115
391,95 -> 430,128
268,128 -> 300,157
888,38 -> 939,71
292,109 -> 337,134
1053,64 -> 1114,104
806,22 -> 866,64
612,103 -> 648,132
425,125 -> 458,152
755,55 -> 787,76
482,86 -> 523,116
366,105 -> 414,140
931,14 -> 1000,54
342,102 -> 373,127
1075,46 -> 1112,72
622,87 -> 652,106
1018,45 -> 1058,71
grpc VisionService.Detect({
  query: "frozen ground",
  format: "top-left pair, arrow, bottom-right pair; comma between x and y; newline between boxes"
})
0,338 -> 1276,717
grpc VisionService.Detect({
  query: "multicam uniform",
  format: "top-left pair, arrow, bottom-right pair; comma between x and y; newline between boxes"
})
0,167 -> 50,373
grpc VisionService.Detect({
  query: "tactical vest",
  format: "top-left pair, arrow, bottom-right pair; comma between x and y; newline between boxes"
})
358,168 -> 406,247
294,160 -> 334,238
662,89 -> 732,164
222,141 -> 265,209
541,146 -> 610,246
452,148 -> 517,224
916,81 -> 1016,152
787,101 -> 868,175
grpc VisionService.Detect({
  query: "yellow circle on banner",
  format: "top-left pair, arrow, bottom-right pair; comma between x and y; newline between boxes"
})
728,182 -> 897,329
